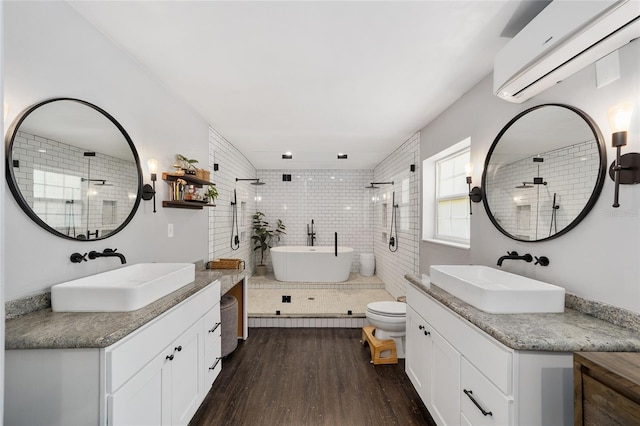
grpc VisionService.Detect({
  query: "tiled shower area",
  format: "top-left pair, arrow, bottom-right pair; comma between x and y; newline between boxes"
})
208,129 -> 420,324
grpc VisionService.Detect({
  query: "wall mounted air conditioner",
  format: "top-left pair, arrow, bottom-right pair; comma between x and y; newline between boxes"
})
494,0 -> 640,103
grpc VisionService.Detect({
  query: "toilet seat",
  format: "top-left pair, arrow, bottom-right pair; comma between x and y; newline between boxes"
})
366,301 -> 406,317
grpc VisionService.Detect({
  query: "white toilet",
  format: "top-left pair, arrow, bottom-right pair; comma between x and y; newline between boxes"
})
365,301 -> 406,358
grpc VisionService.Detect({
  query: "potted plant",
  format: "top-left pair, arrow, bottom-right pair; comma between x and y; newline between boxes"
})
252,211 -> 286,276
176,154 -> 199,175
204,185 -> 218,205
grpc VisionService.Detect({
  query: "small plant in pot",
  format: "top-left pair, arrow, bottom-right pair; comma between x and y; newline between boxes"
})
252,211 -> 286,276
176,154 -> 199,175
204,185 -> 218,205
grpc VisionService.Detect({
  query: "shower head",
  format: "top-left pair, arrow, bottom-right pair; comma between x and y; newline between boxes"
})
236,178 -> 265,186
366,181 -> 394,189
515,182 -> 534,189
82,178 -> 112,186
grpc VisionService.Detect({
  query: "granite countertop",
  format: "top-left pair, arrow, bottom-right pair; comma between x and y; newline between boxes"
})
405,274 -> 640,353
6,267 -> 248,350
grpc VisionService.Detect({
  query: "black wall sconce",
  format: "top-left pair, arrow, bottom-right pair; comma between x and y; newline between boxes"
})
608,103 -> 640,208
465,163 -> 482,215
142,158 -> 158,213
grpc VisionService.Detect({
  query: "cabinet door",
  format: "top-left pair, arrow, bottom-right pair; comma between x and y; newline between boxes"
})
430,328 -> 461,426
108,353 -> 169,426
406,306 -> 432,403
170,319 -> 205,426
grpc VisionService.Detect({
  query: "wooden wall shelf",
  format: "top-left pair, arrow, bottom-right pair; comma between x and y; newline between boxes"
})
162,172 -> 216,209
162,172 -> 215,187
162,201 -> 216,210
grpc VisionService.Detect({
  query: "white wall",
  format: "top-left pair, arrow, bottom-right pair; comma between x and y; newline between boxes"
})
420,40 -> 640,313
4,2 -> 211,300
1,0 -> 6,417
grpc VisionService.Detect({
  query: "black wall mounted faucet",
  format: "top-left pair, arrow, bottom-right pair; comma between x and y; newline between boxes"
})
497,251 -> 533,267
88,248 -> 127,264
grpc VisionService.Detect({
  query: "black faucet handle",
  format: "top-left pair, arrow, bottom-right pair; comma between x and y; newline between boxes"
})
104,248 -> 117,253
507,250 -> 519,256
70,252 -> 88,263
535,256 -> 550,266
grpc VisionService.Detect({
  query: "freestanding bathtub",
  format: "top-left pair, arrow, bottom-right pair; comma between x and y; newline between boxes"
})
271,246 -> 354,282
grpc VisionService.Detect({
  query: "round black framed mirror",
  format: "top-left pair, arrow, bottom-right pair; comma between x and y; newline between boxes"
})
481,104 -> 606,242
5,98 -> 143,240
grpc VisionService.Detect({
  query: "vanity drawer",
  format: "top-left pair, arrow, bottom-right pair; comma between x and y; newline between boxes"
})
461,358 -> 513,425
407,285 -> 513,394
107,280 -> 220,393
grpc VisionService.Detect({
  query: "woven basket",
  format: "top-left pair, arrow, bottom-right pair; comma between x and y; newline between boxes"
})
207,258 -> 244,270
196,168 -> 211,182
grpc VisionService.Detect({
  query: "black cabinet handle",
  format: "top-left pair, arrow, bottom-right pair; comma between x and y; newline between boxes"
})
463,389 -> 492,416
209,357 -> 222,370
174,346 -> 182,352
166,354 -> 174,361
209,322 -> 221,333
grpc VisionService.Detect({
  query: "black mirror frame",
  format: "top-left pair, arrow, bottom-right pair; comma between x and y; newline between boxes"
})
5,98 -> 143,241
481,103 -> 607,242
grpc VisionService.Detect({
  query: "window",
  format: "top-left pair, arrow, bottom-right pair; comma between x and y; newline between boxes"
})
422,138 -> 471,247
32,169 -> 82,230
435,148 -> 470,243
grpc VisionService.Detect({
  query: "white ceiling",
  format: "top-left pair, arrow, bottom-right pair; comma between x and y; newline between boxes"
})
68,1 -> 547,170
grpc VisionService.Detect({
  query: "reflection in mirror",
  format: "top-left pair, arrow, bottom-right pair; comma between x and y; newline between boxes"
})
6,98 -> 142,240
482,104 -> 606,242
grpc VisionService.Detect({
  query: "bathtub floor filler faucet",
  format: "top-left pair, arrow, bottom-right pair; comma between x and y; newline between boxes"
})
307,219 -> 316,246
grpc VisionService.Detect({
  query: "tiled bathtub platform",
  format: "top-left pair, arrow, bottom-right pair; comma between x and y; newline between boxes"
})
247,273 -> 394,328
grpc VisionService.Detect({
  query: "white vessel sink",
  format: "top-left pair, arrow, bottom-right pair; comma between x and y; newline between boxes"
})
429,265 -> 565,314
51,263 -> 195,312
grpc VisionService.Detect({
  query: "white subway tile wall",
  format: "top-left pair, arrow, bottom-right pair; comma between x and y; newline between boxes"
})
12,131 -> 138,238
248,317 -> 367,328
485,140 -> 600,240
252,169 -> 374,273
208,127 -> 258,271
372,133 -> 420,298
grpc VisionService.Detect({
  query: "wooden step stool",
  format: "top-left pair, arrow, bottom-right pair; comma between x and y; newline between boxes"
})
360,325 -> 398,365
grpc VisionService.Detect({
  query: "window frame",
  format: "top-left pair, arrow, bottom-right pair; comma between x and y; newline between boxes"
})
422,138 -> 471,248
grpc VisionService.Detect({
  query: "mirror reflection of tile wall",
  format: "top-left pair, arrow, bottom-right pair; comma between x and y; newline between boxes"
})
12,131 -> 138,238
487,139 -> 599,240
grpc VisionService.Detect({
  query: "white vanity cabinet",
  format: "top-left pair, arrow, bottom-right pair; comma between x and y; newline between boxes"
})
406,305 -> 460,426
5,280 -> 222,426
406,284 -> 574,426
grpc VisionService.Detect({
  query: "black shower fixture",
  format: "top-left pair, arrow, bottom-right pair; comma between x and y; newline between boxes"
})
337,153 -> 348,159
236,178 -> 265,185
365,181 -> 394,189
514,158 -> 547,188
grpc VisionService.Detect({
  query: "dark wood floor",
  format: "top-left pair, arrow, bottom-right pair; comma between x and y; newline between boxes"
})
190,328 -> 436,426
